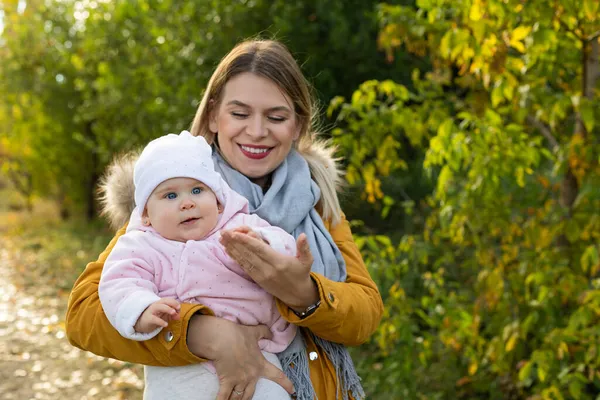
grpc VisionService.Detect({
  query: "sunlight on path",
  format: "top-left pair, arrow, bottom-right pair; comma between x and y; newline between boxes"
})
0,245 -> 144,399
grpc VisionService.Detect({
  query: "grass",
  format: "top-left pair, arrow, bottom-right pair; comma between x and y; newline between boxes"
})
0,190 -> 114,294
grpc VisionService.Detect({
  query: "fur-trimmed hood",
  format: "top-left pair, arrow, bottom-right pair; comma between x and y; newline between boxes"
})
98,139 -> 344,230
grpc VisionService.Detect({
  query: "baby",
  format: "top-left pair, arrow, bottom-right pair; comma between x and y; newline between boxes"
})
99,131 -> 296,400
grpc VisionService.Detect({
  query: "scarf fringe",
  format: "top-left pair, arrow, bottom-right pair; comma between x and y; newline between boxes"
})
278,331 -> 365,400
280,344 -> 317,400
314,334 -> 366,400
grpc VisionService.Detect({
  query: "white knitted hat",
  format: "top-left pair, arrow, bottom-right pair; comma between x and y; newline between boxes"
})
133,130 -> 224,213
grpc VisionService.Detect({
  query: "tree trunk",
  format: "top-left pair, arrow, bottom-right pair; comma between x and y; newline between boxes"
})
560,38 -> 599,213
8,168 -> 34,212
58,189 -> 70,220
87,152 -> 98,221
85,121 -> 98,221
26,174 -> 33,212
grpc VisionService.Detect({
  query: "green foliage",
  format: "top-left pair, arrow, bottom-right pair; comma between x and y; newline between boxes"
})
335,0 -> 600,398
0,0 -> 415,217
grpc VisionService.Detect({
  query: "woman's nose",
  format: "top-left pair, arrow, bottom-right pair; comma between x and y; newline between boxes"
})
246,116 -> 267,138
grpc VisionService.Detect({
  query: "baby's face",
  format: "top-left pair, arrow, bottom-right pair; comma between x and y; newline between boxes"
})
144,177 -> 221,242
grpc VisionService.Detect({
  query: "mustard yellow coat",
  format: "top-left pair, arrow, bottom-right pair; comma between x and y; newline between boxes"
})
66,213 -> 383,399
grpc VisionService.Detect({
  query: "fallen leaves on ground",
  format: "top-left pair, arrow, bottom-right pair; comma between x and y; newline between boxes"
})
0,209 -> 144,399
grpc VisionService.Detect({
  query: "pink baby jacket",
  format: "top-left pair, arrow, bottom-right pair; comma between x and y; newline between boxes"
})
99,182 -> 297,355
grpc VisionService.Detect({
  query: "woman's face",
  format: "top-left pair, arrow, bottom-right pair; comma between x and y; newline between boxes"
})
209,72 -> 300,186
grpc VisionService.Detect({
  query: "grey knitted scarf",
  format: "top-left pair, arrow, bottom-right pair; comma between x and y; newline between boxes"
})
213,149 -> 365,400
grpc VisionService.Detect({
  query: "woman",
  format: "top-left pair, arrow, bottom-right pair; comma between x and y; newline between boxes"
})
66,39 -> 384,400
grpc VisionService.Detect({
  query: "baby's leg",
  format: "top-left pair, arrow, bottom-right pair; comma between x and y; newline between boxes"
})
143,364 -> 218,400
143,352 -> 291,400
252,351 -> 292,400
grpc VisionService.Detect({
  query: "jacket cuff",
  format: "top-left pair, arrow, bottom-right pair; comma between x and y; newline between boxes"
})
151,303 -> 215,365
276,272 -> 338,327
115,291 -> 162,341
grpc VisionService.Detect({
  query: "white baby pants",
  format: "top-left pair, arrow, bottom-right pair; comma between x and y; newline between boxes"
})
143,351 -> 292,400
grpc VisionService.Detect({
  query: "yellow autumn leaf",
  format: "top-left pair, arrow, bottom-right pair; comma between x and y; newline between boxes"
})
511,26 -> 531,42
470,57 -> 483,73
509,26 -> 530,53
516,166 -> 525,187
511,41 -> 526,53
505,333 -> 518,352
538,365 -> 547,382
518,361 -> 532,381
503,84 -> 514,100
469,0 -> 484,21
440,31 -> 452,58
557,341 -> 569,360
468,361 -> 478,376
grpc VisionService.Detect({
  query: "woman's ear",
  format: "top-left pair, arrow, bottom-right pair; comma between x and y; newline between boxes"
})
208,100 -> 218,133
293,119 -> 302,141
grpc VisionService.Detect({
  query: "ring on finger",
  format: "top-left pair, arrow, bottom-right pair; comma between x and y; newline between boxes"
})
233,388 -> 244,396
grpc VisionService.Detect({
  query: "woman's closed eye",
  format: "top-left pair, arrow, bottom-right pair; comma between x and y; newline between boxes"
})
267,115 -> 286,123
231,111 -> 249,119
231,111 -> 286,123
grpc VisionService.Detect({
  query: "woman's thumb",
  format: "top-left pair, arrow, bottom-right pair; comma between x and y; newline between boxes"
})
296,233 -> 313,266
247,324 -> 273,341
263,362 -> 295,395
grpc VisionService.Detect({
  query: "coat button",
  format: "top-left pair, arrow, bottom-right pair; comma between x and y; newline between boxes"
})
164,331 -> 174,342
328,293 -> 335,302
309,351 -> 318,360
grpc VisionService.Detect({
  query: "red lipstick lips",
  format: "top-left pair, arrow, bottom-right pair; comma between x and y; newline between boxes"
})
238,144 -> 273,160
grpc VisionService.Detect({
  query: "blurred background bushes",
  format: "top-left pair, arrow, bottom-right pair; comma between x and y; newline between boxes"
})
1,0 -> 600,398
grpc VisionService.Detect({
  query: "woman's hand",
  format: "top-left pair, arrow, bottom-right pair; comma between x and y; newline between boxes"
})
187,314 -> 294,400
220,229 -> 319,311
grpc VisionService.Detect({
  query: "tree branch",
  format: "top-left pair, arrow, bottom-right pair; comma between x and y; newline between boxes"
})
526,115 -> 559,150
557,17 -> 583,40
588,30 -> 600,42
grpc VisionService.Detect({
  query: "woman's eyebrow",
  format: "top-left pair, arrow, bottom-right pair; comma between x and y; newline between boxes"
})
226,100 -> 249,108
226,100 -> 291,113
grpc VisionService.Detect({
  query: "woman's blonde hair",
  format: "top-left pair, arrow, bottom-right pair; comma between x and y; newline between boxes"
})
190,39 -> 343,225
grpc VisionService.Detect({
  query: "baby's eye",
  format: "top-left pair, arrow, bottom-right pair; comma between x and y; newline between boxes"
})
191,187 -> 203,195
165,192 -> 177,200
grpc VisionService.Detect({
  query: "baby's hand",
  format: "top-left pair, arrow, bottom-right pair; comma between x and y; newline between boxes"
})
230,226 -> 266,243
134,298 -> 180,333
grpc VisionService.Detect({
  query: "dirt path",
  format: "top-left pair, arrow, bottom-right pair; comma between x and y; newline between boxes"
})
0,242 -> 144,400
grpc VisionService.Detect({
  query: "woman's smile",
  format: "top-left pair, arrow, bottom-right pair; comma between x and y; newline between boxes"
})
238,144 -> 274,160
